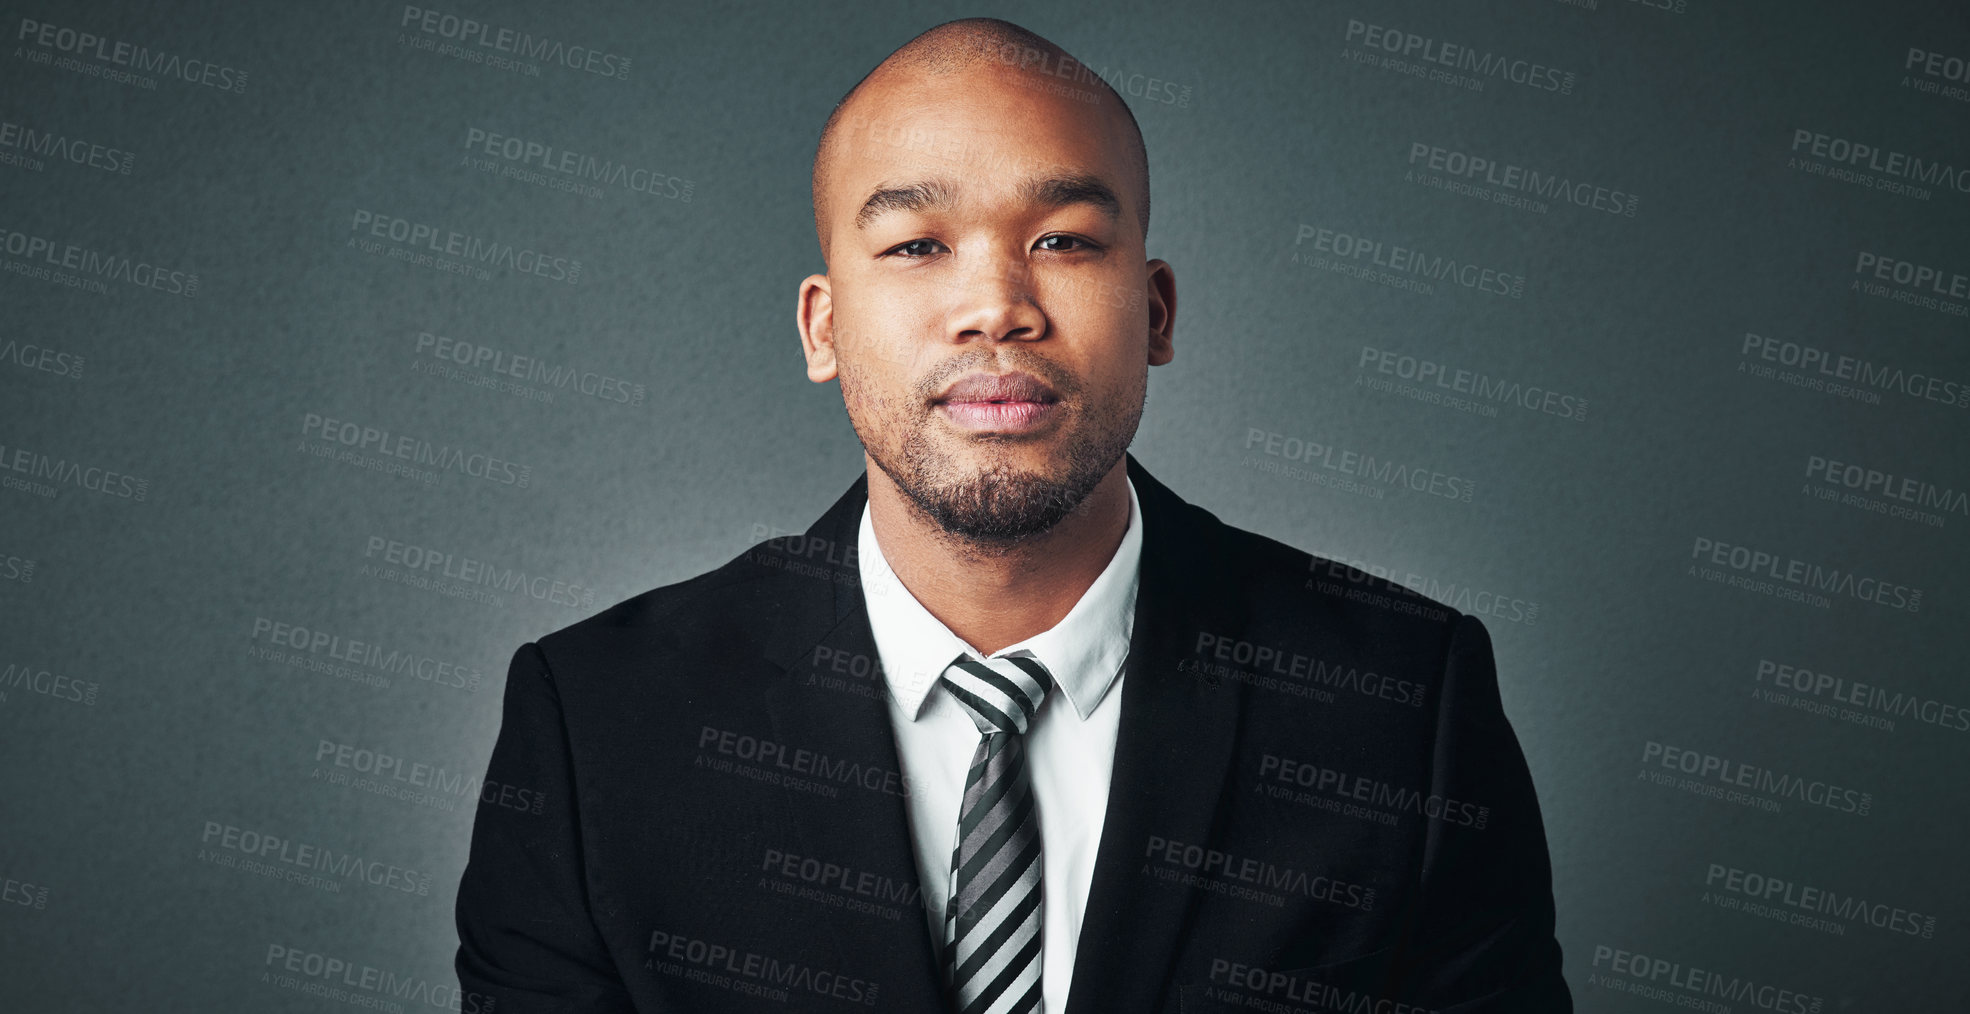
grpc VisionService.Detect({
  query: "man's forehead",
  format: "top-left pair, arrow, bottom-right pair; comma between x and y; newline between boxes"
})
836,120 -> 1050,179
830,98 -> 1129,212
837,92 -> 1118,166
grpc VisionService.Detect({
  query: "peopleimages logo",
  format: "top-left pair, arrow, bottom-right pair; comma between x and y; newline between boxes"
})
300,412 -> 532,488
264,944 -> 494,1012
0,227 -> 197,296
0,440 -> 151,501
1258,753 -> 1487,828
15,17 -> 249,93
1193,632 -> 1425,707
1144,835 -> 1376,911
1805,454 -> 1967,519
1308,551 -> 1539,626
1852,251 -> 1970,319
398,5 -> 631,79
1756,658 -> 1970,734
314,739 -> 542,814
1294,224 -> 1526,298
414,330 -> 646,405
696,726 -> 911,798
1356,345 -> 1588,423
348,209 -> 580,284
1640,740 -> 1872,816
759,847 -> 924,916
1206,958 -> 1433,1014
1903,45 -> 1970,102
1739,331 -> 1969,409
1704,864 -> 1937,939
1,661 -> 100,706
2,875 -> 49,910
250,616 -> 484,692
360,534 -> 598,610
644,930 -> 880,1004
1343,18 -> 1577,94
462,127 -> 692,201
1407,141 -> 1639,216
1588,945 -> 1824,1013
199,821 -> 433,895
1688,536 -> 1922,612
1790,129 -> 1970,199
1,338 -> 84,380
0,120 -> 135,174
1243,427 -> 1477,503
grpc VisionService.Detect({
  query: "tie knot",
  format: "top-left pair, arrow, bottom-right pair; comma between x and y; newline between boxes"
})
941,654 -> 1054,736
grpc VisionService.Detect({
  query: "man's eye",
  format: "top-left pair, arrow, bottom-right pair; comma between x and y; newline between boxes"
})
889,239 -> 944,258
1036,234 -> 1093,252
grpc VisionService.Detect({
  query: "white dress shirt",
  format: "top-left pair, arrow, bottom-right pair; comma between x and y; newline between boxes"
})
855,476 -> 1143,1012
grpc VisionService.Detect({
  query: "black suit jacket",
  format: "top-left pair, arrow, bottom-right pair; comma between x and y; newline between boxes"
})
455,454 -> 1571,1012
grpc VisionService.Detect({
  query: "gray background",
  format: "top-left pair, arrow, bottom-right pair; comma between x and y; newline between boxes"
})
3,0 -> 1966,1009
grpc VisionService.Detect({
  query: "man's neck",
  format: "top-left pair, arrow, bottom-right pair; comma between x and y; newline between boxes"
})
865,456 -> 1133,657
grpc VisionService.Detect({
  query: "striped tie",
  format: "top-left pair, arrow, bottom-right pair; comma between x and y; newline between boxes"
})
939,653 -> 1054,1014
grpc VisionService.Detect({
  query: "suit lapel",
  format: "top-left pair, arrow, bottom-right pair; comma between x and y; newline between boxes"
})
1065,456 -> 1250,1014
759,473 -> 949,1009
757,456 -> 1249,1013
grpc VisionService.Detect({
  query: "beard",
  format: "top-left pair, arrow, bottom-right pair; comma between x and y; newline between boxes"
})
885,428 -> 1117,542
842,351 -> 1141,544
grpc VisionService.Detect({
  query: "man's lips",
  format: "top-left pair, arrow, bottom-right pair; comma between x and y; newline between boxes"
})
933,371 -> 1060,406
936,400 -> 1057,431
932,371 -> 1061,433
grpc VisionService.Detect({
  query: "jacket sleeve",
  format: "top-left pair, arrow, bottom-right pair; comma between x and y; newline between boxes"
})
455,641 -> 638,1013
1403,613 -> 1572,1011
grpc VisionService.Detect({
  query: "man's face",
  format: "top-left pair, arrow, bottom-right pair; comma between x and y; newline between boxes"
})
801,64 -> 1174,543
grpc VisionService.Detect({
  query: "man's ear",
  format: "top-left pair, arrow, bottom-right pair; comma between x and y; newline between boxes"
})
797,273 -> 838,382
1145,258 -> 1176,366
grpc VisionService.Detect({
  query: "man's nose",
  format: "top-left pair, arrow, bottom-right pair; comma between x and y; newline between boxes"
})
944,254 -> 1047,342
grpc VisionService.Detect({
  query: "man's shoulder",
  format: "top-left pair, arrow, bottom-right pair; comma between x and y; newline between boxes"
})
529,534 -> 829,667
1161,499 -> 1475,736
1190,503 -> 1464,633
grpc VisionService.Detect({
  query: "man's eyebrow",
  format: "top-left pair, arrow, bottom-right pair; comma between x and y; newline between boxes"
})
855,179 -> 956,230
1018,172 -> 1122,222
853,172 -> 1123,230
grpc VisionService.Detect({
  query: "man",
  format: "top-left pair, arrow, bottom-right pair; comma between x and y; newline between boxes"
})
455,17 -> 1571,1014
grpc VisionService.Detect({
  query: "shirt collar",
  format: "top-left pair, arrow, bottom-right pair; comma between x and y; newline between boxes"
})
857,475 -> 1143,723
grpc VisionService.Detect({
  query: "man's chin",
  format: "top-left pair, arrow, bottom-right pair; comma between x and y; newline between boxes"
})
874,414 -> 1124,542
908,477 -> 1081,543
880,452 -> 1073,541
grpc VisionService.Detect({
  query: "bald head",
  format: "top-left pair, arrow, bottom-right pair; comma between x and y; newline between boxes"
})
810,18 -> 1151,264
